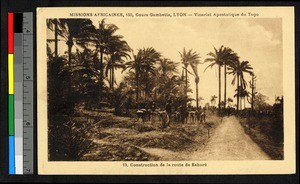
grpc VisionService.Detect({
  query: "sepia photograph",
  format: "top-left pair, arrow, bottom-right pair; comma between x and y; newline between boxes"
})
37,7 -> 295,174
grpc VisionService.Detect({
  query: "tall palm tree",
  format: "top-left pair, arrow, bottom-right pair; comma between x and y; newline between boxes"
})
47,19 -> 95,102
51,19 -> 95,67
124,47 -> 160,103
228,60 -> 253,111
124,51 -> 143,103
179,48 -> 201,107
189,54 -> 201,109
91,19 -> 119,77
105,38 -> 131,90
223,48 -> 239,108
46,19 -> 59,57
204,45 -> 237,110
139,47 -> 161,98
88,19 -> 121,100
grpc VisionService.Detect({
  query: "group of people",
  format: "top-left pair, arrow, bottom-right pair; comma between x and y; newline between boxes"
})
136,100 -> 207,128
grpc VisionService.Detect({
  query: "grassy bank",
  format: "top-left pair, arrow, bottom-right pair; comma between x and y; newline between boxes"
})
49,109 -> 222,161
238,114 -> 284,160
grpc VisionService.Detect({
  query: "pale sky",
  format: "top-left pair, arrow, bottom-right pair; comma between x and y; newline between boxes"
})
48,18 -> 283,106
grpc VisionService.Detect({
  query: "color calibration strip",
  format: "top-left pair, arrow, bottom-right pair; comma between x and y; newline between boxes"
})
8,12 -> 34,175
8,12 -> 15,175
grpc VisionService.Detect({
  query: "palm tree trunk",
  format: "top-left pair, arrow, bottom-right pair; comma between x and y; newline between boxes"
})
112,67 -> 115,90
237,74 -> 239,111
196,81 -> 199,109
251,75 -> 254,112
109,68 -> 112,89
224,64 -> 227,108
185,66 -> 188,107
218,65 -> 221,110
67,44 -> 72,67
99,50 -> 104,101
67,39 -> 73,109
136,72 -> 139,104
185,67 -> 188,96
54,20 -> 58,58
145,72 -> 148,98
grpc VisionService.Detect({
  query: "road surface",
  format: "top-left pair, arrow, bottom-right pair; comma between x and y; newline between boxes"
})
142,116 -> 270,160
189,116 -> 270,160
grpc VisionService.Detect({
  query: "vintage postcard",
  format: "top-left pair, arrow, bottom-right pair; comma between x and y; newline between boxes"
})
37,7 -> 295,174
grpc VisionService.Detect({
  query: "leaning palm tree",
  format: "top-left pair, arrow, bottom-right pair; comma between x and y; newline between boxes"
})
179,48 -> 201,107
228,60 -> 253,111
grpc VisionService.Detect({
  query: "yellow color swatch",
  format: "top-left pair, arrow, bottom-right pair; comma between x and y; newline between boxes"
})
8,54 -> 14,94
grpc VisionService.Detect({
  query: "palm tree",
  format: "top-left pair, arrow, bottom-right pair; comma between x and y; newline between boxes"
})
88,19 -> 122,100
125,47 -> 160,103
179,48 -> 201,107
223,48 -> 239,108
157,58 -> 178,79
125,51 -> 143,103
51,19 -> 95,67
105,39 -> 131,90
228,60 -> 253,111
47,19 -> 95,103
139,47 -> 161,98
46,19 -> 59,57
189,54 -> 201,109
204,46 -> 224,110
204,45 -> 237,110
91,19 -> 119,77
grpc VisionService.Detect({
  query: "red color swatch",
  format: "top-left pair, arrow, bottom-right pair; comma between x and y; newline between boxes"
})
8,13 -> 14,54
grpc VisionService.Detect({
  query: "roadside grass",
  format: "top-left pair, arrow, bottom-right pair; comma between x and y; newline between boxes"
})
238,114 -> 284,160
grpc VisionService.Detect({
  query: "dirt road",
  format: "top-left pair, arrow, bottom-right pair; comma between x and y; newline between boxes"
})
142,116 -> 270,160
